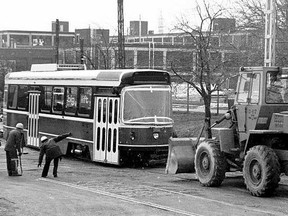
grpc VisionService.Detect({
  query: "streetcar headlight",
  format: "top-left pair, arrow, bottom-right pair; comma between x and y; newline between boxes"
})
153,132 -> 159,140
130,132 -> 135,141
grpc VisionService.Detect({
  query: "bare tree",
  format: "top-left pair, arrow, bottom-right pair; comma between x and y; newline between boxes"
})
234,0 -> 288,66
0,60 -> 16,100
275,0 -> 288,66
170,1 -> 231,138
79,31 -> 117,69
235,0 -> 265,30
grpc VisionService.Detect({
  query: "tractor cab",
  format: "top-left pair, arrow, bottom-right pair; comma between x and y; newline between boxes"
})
234,67 -> 288,144
236,66 -> 288,105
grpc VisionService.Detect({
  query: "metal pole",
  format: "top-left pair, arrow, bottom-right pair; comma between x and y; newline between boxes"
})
117,0 -> 125,69
55,19 -> 60,64
216,89 -> 219,115
187,83 -> 190,113
152,42 -> 155,69
80,38 -> 84,64
264,0 -> 276,66
148,42 -> 151,68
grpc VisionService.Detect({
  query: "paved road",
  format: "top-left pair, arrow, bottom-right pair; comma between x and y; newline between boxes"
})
0,144 -> 177,216
1,140 -> 288,216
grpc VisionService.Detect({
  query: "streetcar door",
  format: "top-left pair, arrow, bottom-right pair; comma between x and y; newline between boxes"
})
27,91 -> 40,147
93,97 -> 119,164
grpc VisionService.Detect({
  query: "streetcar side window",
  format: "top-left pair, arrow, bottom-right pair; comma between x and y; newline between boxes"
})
18,85 -> 29,110
78,87 -> 92,117
8,85 -> 18,109
30,86 -> 41,91
52,87 -> 64,114
41,86 -> 52,113
65,87 -> 78,116
3,85 -> 8,110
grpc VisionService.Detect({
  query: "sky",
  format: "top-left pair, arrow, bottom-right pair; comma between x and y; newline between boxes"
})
0,0 -> 234,35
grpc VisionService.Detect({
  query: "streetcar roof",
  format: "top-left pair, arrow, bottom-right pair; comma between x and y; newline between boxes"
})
5,68 -> 170,86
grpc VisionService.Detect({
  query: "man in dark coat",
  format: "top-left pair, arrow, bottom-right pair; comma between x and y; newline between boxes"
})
38,132 -> 71,177
5,123 -> 25,176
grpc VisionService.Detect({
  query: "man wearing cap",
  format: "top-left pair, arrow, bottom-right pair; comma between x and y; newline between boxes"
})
5,123 -> 25,176
38,132 -> 72,178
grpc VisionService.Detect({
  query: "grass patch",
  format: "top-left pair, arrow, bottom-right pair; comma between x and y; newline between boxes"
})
172,111 -> 230,138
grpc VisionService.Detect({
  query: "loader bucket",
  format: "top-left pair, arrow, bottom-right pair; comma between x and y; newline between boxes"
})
165,137 -> 202,174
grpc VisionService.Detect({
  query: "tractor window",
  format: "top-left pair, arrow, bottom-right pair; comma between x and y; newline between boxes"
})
266,72 -> 288,103
250,73 -> 260,104
237,74 -> 250,103
237,73 -> 260,104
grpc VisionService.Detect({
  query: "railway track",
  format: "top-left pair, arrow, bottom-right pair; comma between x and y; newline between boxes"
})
39,178 -> 198,216
39,176 -> 287,216
9,147 -> 288,216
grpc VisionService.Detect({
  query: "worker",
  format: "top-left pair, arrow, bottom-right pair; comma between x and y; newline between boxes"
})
38,132 -> 72,178
266,74 -> 284,103
5,123 -> 25,176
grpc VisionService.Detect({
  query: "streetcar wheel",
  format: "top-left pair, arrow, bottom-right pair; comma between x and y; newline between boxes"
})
195,141 -> 226,187
243,145 -> 280,197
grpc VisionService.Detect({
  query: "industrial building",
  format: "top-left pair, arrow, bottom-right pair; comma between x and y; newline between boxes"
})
0,18 -> 261,71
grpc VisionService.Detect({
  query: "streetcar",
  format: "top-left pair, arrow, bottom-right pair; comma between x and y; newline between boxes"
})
3,64 -> 174,165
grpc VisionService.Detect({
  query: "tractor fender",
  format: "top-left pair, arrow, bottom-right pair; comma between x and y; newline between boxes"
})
212,128 -> 235,154
244,130 -> 283,154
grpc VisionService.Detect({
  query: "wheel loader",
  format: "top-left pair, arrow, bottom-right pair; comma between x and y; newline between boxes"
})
166,66 -> 288,196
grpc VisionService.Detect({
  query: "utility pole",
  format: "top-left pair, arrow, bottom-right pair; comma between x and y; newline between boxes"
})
80,38 -> 85,64
55,19 -> 60,64
264,0 -> 276,66
117,0 -> 125,68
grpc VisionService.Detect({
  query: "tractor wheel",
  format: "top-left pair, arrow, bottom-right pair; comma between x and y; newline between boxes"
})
243,145 -> 280,197
195,141 -> 226,187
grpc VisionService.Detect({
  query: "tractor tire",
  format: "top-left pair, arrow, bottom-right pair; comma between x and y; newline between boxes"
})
243,145 -> 280,197
195,141 -> 226,187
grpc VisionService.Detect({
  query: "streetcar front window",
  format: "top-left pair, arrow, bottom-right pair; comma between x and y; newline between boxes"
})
123,86 -> 173,124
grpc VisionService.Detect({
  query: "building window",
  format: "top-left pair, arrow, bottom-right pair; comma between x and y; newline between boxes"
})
163,37 -> 172,43
60,25 -> 64,32
154,38 -> 162,43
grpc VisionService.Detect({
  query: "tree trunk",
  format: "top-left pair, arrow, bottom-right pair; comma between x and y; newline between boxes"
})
203,95 -> 212,139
